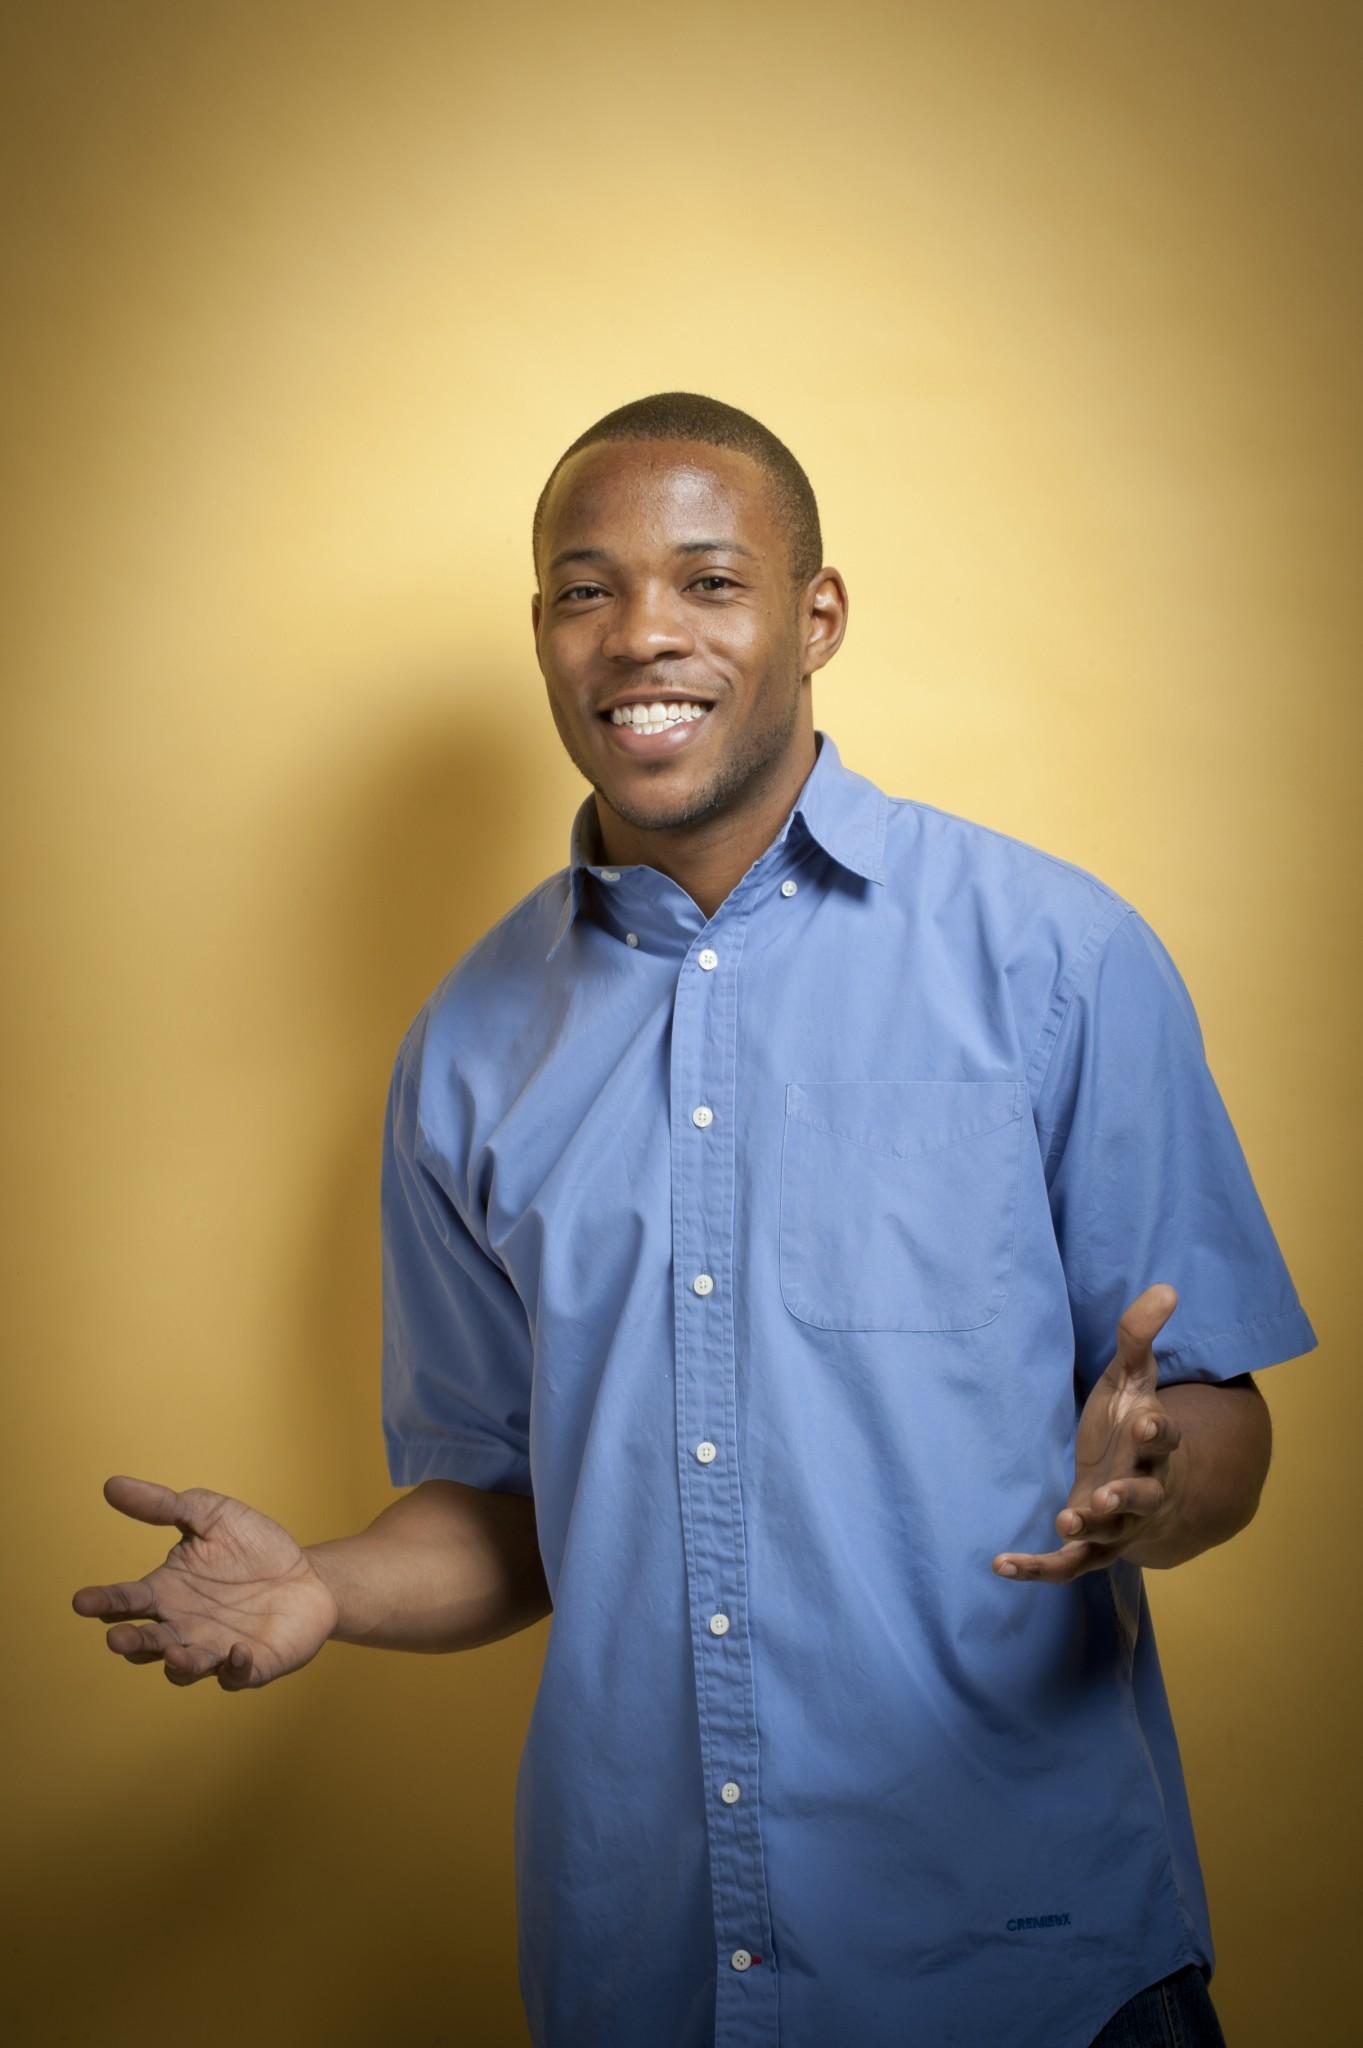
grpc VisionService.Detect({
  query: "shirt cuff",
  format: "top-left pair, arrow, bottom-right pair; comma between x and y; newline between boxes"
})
1155,1301 -> 1319,1384
385,1432 -> 534,1496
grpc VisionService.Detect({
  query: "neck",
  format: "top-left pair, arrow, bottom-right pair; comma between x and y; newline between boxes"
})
594,727 -> 819,921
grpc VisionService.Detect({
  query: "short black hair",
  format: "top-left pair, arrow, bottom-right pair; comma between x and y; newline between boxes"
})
532,390 -> 822,592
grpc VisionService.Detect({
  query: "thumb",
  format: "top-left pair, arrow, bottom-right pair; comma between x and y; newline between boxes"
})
102,1476 -> 213,1540
1113,1283 -> 1179,1384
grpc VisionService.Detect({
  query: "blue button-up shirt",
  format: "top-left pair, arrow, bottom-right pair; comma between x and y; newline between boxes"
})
380,728 -> 1316,2048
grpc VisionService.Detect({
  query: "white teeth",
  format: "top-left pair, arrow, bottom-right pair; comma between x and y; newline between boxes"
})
610,700 -> 710,728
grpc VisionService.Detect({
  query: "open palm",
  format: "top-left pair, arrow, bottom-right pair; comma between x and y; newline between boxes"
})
71,1475 -> 339,1690
993,1284 -> 1185,1583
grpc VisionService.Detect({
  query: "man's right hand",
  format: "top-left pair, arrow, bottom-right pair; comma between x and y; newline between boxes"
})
71,1476 -> 340,1690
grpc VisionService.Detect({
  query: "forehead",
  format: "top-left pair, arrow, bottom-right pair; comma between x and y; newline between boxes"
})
541,438 -> 777,555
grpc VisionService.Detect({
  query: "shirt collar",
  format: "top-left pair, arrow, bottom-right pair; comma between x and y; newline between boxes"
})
546,727 -> 887,962
789,727 -> 889,887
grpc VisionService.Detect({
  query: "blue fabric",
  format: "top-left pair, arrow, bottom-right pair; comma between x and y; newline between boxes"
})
380,729 -> 1316,2048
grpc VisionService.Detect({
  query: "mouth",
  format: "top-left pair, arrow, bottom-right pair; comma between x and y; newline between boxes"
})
598,698 -> 716,760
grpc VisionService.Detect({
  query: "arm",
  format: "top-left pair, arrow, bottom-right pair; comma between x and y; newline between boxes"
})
307,1478 -> 552,1652
1014,904 -> 1316,1588
75,1474 -> 552,1689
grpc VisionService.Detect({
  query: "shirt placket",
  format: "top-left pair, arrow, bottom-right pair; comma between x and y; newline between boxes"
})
671,881 -> 781,2047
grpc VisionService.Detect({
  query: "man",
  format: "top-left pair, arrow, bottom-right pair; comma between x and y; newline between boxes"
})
74,392 -> 1317,2048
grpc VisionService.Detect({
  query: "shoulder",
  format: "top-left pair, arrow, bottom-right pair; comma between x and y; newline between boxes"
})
396,870 -> 569,1068
387,870 -> 572,1175
883,790 -> 1135,958
877,793 -> 1156,1098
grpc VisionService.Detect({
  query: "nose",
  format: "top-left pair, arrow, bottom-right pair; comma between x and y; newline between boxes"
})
599,582 -> 697,665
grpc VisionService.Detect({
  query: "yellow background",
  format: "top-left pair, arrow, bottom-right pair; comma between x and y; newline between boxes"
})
6,2 -> 1358,2042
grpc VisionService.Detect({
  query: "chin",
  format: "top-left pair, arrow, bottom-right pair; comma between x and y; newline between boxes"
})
616,791 -> 722,836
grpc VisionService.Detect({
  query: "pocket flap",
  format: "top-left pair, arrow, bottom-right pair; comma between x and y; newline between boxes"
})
784,1079 -> 1022,1160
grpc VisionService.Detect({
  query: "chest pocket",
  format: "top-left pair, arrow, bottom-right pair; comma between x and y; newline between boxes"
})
779,1079 -> 1024,1332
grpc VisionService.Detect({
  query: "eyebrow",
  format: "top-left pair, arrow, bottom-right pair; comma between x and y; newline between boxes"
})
546,539 -> 759,575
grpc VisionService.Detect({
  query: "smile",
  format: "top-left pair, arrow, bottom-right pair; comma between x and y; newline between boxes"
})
600,701 -> 715,757
607,700 -> 711,728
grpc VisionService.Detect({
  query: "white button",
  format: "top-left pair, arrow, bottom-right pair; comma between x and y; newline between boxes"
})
721,1781 -> 741,1804
625,932 -> 639,947
692,1272 -> 714,1296
692,1105 -> 714,1128
697,948 -> 718,970
731,1949 -> 752,1972
696,1440 -> 717,1464
709,1612 -> 730,1636
780,878 -> 798,897
599,869 -> 620,881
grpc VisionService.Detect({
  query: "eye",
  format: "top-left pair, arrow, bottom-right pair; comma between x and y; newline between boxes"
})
694,576 -> 739,592
560,584 -> 606,602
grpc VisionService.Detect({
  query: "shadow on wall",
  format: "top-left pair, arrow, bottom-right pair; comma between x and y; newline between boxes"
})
264,681 -> 559,1513
32,686 -> 548,2045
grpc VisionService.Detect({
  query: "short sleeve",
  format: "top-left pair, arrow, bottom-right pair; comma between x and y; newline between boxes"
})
380,1034 -> 534,1495
1034,906 -> 1317,1395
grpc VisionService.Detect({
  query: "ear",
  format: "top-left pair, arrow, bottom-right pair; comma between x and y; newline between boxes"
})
531,590 -> 542,638
801,568 -> 849,678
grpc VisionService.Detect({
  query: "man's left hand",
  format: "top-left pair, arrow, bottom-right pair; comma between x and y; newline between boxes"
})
992,1284 -> 1184,1583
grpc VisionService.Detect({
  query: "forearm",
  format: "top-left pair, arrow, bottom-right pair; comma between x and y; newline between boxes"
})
306,1479 -> 552,1652
1123,1375 -> 1271,1569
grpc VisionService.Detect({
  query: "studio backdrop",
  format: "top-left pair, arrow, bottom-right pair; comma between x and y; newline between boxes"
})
5,3 -> 1356,2044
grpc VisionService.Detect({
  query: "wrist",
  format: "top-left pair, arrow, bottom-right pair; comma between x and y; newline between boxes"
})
301,1542 -> 349,1640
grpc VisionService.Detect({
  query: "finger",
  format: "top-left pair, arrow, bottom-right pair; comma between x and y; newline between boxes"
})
216,1643 -> 254,1692
72,1578 -> 159,1620
106,1620 -> 184,1663
1060,1475 -> 1167,1534
993,1540 -> 1103,1584
1132,1407 -> 1182,1459
163,1640 -> 225,1687
101,1476 -> 214,1541
1113,1284 -> 1179,1380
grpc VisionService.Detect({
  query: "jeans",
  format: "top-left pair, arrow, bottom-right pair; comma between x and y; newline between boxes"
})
1087,1963 -> 1228,2048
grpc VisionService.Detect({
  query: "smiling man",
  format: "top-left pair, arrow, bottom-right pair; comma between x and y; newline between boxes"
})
74,393 -> 1317,2048
530,423 -> 839,919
